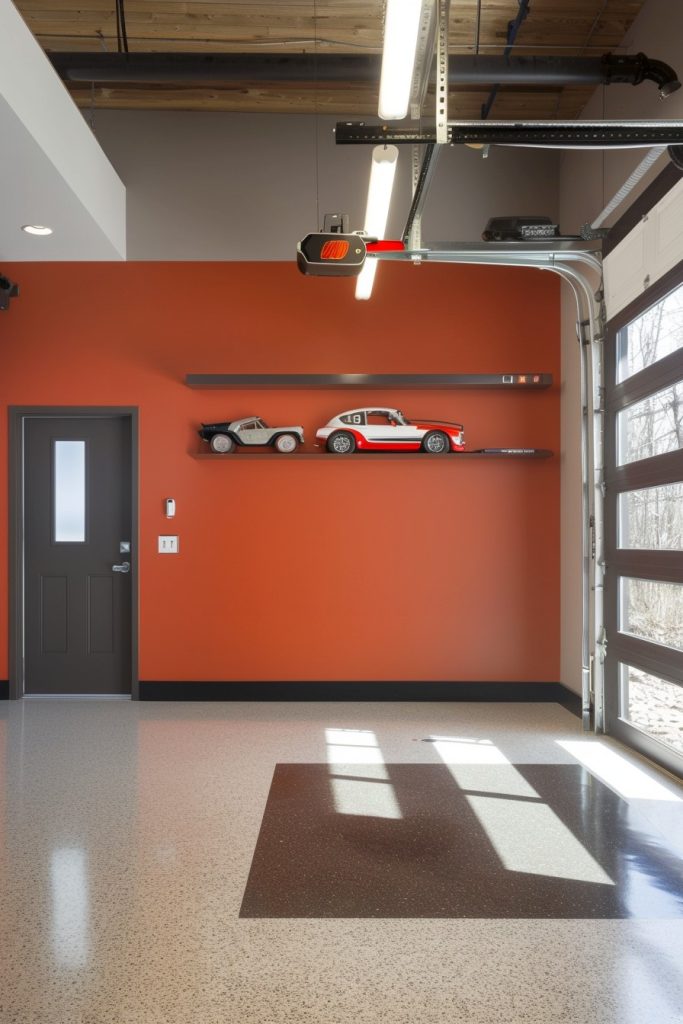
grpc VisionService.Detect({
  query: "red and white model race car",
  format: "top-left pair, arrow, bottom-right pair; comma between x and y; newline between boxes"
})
315,407 -> 465,454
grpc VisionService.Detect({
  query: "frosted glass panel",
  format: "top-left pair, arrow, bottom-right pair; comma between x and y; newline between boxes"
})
54,441 -> 86,542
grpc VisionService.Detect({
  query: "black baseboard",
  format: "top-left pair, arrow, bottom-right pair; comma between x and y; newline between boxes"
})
139,680 -> 582,715
0,680 -> 8,700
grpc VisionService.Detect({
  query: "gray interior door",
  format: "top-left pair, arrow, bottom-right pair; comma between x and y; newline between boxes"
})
24,416 -> 132,695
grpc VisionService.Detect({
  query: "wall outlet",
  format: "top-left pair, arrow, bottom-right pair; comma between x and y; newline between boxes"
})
158,535 -> 179,554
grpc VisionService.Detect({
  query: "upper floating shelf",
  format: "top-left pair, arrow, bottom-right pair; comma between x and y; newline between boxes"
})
192,449 -> 553,460
185,373 -> 552,390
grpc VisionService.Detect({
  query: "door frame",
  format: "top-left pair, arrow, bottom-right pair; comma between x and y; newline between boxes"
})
8,406 -> 139,700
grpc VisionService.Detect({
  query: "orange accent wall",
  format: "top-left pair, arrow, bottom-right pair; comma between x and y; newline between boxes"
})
0,261 -> 559,683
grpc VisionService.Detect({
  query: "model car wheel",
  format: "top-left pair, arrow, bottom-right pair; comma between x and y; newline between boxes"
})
327,431 -> 356,454
422,430 -> 449,454
210,433 -> 234,453
274,433 -> 298,453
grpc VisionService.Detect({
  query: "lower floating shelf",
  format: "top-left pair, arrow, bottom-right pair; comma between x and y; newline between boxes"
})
192,449 -> 553,460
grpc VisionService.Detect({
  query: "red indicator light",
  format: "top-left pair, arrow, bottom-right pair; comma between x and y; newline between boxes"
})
320,240 -> 350,260
533,374 -> 540,383
366,240 -> 405,252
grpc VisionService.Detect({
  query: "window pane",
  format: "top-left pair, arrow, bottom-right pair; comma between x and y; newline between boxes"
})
618,482 -> 683,549
54,441 -> 86,543
617,281 -> 683,382
617,380 -> 683,465
620,663 -> 683,754
620,577 -> 683,651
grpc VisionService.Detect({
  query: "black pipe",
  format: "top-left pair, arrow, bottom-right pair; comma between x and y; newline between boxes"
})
48,51 -> 680,97
600,53 -> 681,96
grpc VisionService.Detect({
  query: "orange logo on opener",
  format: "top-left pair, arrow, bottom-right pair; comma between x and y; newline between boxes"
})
320,240 -> 350,260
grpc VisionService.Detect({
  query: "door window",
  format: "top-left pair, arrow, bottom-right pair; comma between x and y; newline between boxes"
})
53,440 -> 86,543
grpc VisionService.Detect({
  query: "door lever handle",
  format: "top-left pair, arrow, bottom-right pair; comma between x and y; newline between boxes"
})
112,561 -> 130,574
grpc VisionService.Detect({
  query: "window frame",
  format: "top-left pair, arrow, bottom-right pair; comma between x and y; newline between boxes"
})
604,257 -> 683,777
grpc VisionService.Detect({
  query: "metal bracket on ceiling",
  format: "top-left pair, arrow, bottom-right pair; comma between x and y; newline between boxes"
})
404,143 -> 440,249
409,0 -> 438,121
436,0 -> 450,144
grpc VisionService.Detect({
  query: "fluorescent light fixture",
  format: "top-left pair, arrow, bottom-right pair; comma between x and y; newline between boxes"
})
355,144 -> 399,301
363,145 -> 399,237
22,224 -> 53,235
379,0 -> 423,120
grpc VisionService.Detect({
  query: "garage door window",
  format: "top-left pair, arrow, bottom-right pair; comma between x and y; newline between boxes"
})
616,281 -> 683,382
605,267 -> 683,777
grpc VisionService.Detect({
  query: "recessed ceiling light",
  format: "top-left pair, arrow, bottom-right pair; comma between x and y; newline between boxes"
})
21,224 -> 53,236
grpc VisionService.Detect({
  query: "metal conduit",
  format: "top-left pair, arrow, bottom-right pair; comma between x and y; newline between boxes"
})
590,146 -> 666,229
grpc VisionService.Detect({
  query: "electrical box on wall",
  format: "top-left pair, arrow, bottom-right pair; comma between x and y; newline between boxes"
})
158,535 -> 179,553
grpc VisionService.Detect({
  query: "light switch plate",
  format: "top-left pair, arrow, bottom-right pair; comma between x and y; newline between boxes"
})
158,535 -> 179,554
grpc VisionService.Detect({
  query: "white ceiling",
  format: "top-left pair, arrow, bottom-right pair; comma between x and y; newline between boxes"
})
0,0 -> 126,261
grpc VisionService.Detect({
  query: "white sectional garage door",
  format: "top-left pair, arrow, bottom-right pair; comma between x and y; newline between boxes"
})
605,175 -> 683,319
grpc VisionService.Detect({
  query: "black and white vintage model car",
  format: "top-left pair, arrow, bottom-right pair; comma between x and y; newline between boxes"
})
199,417 -> 305,453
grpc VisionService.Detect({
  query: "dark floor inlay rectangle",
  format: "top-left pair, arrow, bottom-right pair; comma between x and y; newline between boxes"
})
239,763 -> 683,919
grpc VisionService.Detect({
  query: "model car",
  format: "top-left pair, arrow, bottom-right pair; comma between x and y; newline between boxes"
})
315,408 -> 465,454
198,417 -> 304,453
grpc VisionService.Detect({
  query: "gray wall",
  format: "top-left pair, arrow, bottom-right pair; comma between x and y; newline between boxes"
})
559,0 -> 683,694
92,109 -> 559,260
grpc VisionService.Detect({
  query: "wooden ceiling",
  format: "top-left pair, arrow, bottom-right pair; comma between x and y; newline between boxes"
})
16,0 -> 647,117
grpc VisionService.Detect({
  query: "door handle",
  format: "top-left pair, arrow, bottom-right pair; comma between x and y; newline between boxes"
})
112,561 -> 130,574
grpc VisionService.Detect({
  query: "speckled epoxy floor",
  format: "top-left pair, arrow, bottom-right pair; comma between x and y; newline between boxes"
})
1,699 -> 682,1024
240,762 -> 683,919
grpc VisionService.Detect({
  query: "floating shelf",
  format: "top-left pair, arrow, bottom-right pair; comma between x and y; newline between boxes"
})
192,449 -> 553,460
185,373 -> 552,390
